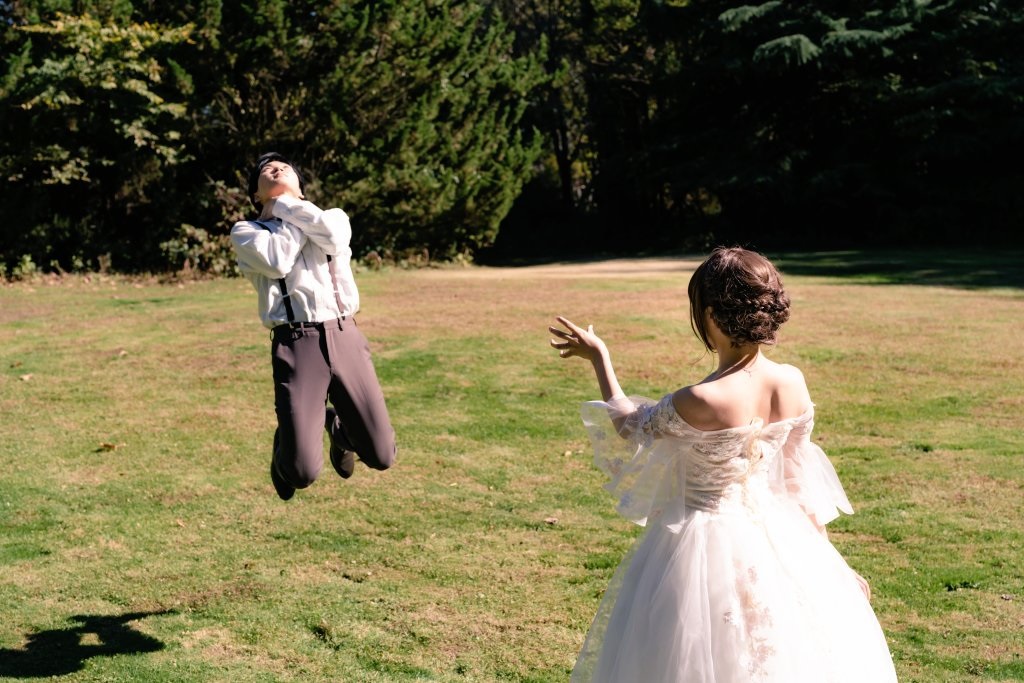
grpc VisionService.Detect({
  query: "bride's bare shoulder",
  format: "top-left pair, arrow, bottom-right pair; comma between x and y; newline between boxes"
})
671,382 -> 737,431
766,360 -> 812,415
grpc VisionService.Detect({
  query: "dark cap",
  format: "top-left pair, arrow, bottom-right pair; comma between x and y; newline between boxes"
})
247,152 -> 305,211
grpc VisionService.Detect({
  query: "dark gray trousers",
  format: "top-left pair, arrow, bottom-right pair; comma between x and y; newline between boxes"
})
270,318 -> 395,488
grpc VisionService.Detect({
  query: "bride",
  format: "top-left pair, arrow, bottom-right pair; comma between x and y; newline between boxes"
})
550,247 -> 897,682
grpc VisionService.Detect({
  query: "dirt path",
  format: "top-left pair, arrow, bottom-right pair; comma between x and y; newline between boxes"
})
414,256 -> 702,280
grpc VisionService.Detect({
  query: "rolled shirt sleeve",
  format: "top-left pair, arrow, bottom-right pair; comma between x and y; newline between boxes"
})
271,195 -> 352,256
230,218 -> 307,280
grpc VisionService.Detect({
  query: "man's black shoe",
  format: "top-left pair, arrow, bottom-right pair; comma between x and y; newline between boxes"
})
325,407 -> 356,479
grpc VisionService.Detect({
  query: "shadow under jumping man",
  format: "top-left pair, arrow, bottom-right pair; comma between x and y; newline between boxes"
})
230,152 -> 396,500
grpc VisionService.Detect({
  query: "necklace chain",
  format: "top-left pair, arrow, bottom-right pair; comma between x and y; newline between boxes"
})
720,353 -> 758,378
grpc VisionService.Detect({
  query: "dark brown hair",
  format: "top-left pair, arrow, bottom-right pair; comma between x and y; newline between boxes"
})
688,247 -> 791,351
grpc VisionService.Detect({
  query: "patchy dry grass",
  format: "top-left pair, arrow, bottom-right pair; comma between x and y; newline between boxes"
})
1,252 -> 1022,682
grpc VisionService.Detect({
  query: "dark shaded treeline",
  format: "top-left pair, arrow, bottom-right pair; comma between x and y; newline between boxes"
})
1,1 -> 1021,274
491,0 -> 1024,260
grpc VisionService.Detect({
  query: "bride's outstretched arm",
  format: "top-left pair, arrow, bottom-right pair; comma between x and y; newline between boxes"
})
549,316 -> 625,402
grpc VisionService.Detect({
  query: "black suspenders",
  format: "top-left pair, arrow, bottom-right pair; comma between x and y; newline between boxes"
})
257,219 -> 344,323
256,220 -> 297,323
324,252 -> 346,318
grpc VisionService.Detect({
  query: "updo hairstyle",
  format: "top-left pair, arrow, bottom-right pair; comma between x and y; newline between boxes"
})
687,247 -> 791,352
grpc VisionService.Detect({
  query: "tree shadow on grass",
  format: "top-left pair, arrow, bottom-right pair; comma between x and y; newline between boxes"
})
0,611 -> 169,678
771,249 -> 1024,290
483,248 -> 1024,290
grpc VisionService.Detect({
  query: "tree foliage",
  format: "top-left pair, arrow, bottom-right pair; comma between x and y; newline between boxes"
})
1,1 -> 1022,273
0,8 -> 192,270
0,0 -> 546,272
304,3 -> 546,256
493,0 -> 1024,256
641,0 -> 1024,247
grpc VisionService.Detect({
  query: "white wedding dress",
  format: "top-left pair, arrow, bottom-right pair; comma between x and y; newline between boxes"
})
572,395 -> 897,683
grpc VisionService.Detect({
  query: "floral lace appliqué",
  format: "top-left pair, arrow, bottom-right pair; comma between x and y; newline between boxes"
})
630,398 -> 686,446
722,564 -> 777,680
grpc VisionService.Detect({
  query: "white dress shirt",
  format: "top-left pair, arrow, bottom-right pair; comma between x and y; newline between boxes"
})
230,194 -> 360,329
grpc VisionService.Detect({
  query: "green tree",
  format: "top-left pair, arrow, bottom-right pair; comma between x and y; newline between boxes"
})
637,0 -> 1024,247
302,2 -> 547,257
496,0 -> 593,212
491,0 -> 658,257
1,0 -> 548,272
497,0 -> 1024,253
0,7 -> 192,271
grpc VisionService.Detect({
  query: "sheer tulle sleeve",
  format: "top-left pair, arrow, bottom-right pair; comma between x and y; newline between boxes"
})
580,395 -> 690,530
777,417 -> 854,528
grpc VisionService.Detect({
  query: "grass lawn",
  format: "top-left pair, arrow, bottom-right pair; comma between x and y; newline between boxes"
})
0,250 -> 1022,682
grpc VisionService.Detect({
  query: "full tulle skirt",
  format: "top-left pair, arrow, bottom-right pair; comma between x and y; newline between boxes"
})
571,487 -> 897,683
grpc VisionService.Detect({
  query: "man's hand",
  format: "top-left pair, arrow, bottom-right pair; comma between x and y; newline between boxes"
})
258,196 -> 278,221
549,316 -> 608,363
258,188 -> 304,221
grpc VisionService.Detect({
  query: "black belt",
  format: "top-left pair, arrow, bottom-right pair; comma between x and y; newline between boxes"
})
274,317 -> 347,332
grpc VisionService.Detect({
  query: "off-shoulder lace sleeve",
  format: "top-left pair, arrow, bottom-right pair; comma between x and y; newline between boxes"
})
580,395 -> 691,530
777,417 -> 853,527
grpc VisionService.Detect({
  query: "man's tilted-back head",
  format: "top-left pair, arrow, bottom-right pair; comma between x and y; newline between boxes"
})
247,152 -> 306,211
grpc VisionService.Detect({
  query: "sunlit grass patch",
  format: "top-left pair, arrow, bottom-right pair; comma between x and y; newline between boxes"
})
1,253 -> 1022,681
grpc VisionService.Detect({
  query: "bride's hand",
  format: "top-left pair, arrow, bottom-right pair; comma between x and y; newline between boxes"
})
549,316 -> 607,362
852,570 -> 872,601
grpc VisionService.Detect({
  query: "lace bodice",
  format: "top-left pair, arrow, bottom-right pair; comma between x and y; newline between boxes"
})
581,394 -> 852,531
572,396 -> 897,683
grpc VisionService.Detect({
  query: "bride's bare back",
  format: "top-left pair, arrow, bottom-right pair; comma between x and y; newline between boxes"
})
672,355 -> 812,432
